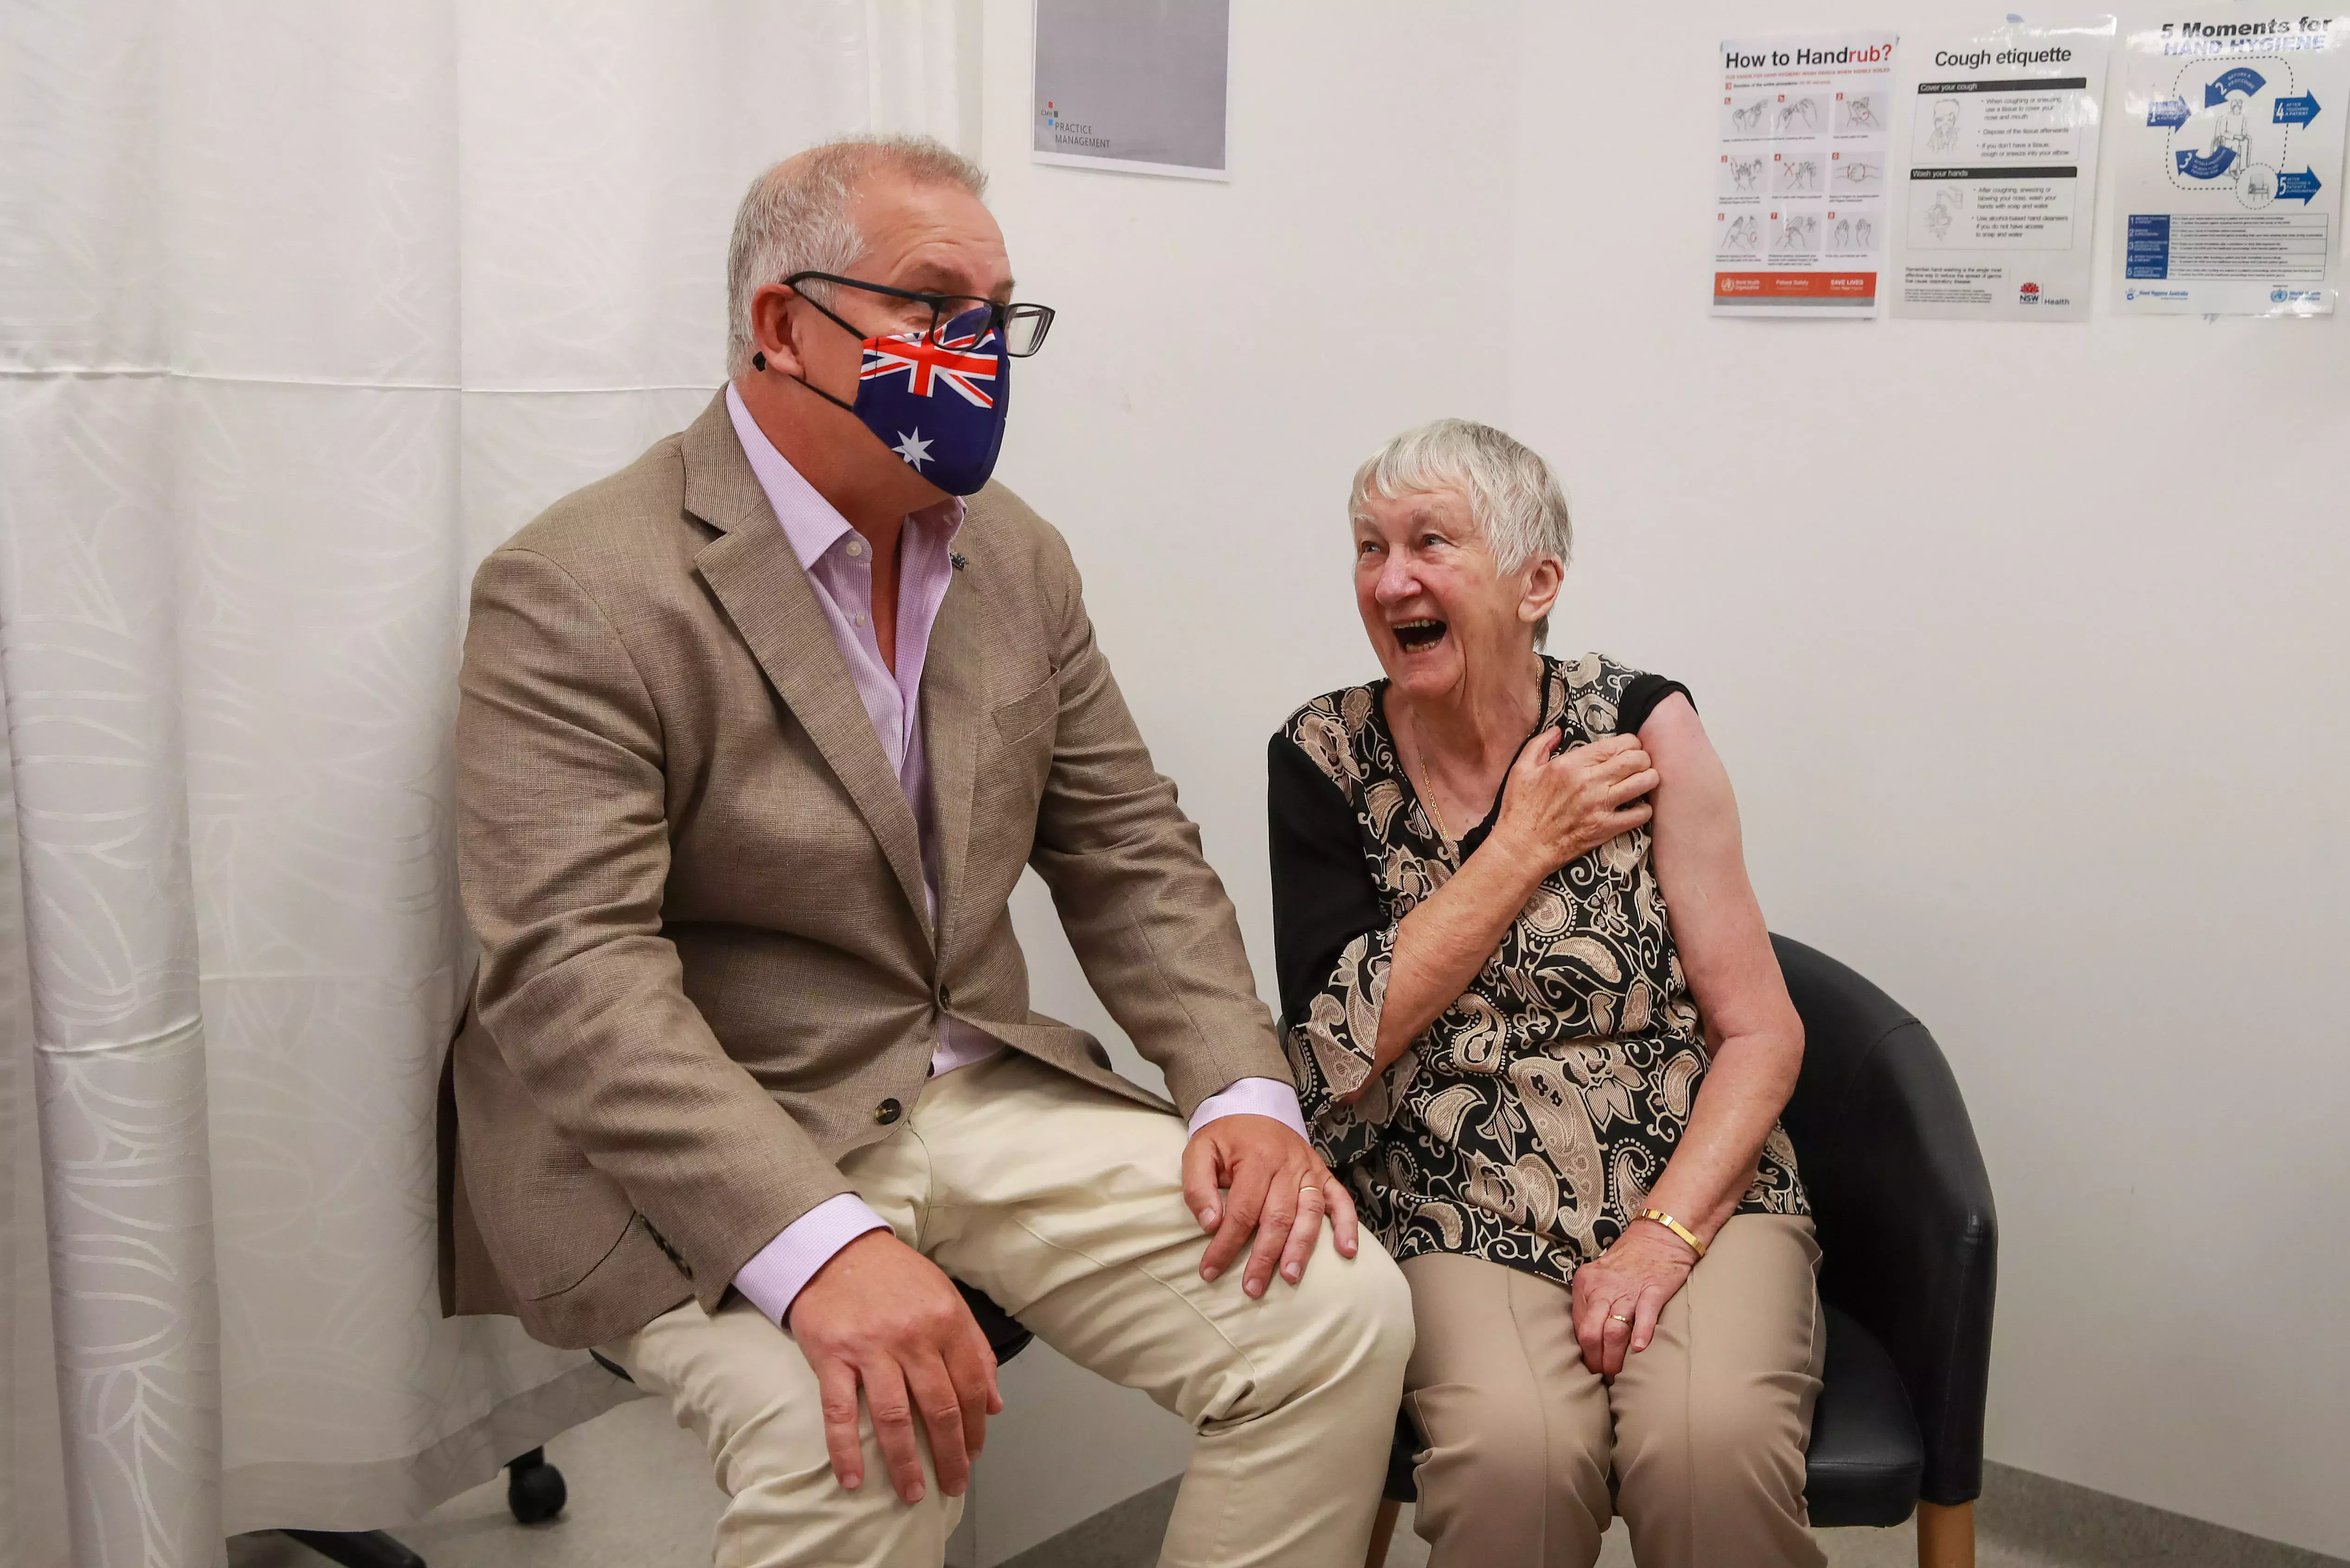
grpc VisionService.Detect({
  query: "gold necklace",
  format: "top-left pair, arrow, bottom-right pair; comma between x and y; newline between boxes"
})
1406,711 -> 1453,843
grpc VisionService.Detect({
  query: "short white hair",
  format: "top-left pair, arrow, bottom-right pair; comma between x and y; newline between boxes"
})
724,135 -> 989,378
1350,418 -> 1573,642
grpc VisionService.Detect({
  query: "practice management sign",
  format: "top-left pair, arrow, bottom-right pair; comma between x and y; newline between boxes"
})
1032,0 -> 1231,180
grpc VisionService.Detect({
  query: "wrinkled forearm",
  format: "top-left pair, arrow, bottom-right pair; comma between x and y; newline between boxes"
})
1628,692 -> 1803,1249
1641,1026 -> 1802,1241
1371,832 -> 1546,1073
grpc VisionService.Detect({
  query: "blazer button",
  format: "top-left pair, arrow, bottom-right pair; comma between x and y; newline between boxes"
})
937,985 -> 953,1009
875,1097 -> 903,1126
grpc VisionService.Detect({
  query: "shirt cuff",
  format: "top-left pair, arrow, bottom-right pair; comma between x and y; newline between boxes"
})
732,1193 -> 892,1326
1186,1077 -> 1311,1143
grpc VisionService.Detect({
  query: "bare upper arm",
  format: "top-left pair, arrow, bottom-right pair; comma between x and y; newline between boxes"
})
1637,694 -> 1799,1051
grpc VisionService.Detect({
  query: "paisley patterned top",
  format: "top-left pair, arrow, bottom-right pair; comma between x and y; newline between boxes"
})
1267,652 -> 1806,1292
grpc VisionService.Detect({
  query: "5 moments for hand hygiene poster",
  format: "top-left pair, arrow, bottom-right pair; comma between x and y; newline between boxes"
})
1713,31 -> 1900,316
1894,20 -> 2117,321
2112,11 -> 2350,315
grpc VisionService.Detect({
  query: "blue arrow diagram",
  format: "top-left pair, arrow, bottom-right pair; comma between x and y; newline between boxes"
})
2275,167 -> 2323,203
2274,92 -> 2322,125
2205,67 -> 2267,106
2148,96 -> 2191,127
2176,145 -> 2238,179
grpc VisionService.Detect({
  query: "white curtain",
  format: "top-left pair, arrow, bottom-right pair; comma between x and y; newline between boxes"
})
0,5 -> 969,1564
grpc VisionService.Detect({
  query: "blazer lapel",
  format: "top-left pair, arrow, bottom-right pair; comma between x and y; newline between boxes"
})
921,559 -> 985,963
680,394 -> 934,949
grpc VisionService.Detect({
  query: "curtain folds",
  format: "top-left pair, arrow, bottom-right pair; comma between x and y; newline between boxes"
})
0,5 -> 967,1564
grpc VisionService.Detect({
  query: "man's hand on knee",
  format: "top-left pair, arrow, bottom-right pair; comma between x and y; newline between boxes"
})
1182,1115 -> 1360,1298
789,1230 -> 1002,1504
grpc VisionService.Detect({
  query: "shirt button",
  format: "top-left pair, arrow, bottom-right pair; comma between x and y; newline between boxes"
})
875,1097 -> 902,1126
846,540 -> 864,557
851,612 -> 867,626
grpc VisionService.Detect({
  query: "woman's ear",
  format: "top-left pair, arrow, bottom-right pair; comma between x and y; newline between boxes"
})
1519,555 -> 1565,629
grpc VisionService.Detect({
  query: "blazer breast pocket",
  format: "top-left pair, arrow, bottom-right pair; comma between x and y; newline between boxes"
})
992,672 -> 1060,749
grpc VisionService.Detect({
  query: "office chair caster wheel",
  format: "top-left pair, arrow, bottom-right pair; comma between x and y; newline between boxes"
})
506,1447 -> 567,1524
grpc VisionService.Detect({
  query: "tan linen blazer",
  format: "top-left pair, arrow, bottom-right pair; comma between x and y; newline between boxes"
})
438,392 -> 1288,1349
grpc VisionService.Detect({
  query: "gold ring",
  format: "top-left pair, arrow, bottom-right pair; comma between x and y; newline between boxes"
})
1609,1313 -> 1633,1325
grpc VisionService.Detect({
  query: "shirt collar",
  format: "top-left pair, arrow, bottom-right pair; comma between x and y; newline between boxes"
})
724,383 -> 966,572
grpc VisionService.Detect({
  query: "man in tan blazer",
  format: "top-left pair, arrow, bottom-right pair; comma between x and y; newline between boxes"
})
440,136 -> 1412,1567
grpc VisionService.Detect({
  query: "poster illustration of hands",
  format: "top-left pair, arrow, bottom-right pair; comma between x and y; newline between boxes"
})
2113,12 -> 2350,315
1713,31 -> 1900,316
1894,20 -> 2116,320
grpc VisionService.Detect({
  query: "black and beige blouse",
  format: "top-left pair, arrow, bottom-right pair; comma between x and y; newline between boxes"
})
1268,652 -> 1807,1292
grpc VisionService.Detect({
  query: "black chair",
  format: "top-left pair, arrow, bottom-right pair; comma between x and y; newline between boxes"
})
959,1280 -> 1040,1364
1367,935 -> 1997,1568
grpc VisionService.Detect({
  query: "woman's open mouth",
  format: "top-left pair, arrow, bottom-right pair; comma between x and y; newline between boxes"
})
1392,618 -> 1448,654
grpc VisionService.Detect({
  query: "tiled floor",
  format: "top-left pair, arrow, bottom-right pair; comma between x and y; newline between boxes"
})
232,1395 -> 2344,1568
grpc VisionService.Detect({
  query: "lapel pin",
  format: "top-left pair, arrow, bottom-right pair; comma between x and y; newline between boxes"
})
950,553 -> 968,572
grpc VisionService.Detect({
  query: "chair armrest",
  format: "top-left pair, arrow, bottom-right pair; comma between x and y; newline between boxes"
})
1774,936 -> 1998,1507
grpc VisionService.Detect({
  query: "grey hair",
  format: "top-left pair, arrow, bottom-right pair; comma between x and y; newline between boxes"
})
724,135 -> 989,378
1350,418 -> 1574,644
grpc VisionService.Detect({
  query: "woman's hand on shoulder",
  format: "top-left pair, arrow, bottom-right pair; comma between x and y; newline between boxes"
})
1488,728 -> 1659,876
1570,1221 -> 1699,1377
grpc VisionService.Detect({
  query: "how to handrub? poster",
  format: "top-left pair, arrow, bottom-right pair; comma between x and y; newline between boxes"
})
1713,31 -> 1900,316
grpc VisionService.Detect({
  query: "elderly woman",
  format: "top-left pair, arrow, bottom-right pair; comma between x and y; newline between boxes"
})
1270,419 -> 1820,1568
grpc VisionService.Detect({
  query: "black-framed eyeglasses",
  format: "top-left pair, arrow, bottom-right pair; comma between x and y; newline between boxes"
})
784,270 -> 1056,357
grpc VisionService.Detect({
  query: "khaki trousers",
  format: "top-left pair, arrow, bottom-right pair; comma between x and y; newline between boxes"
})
1400,1215 -> 1825,1568
601,1053 -> 1414,1568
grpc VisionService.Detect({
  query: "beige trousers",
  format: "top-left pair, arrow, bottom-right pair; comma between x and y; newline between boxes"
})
1400,1214 -> 1825,1568
601,1052 -> 1414,1568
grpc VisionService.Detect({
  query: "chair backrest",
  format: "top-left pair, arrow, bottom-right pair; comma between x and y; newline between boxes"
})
1771,934 -> 1998,1508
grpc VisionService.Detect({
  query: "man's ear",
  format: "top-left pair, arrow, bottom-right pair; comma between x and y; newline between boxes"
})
749,282 -> 806,378
1519,555 -> 1565,629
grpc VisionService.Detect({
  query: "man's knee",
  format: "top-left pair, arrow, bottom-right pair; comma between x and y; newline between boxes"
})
704,1388 -> 833,1497
1306,1232 -> 1415,1380
1218,1233 -> 1412,1423
702,1388 -> 963,1566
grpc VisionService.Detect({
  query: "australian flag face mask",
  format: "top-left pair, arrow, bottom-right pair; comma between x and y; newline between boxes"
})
779,302 -> 1011,496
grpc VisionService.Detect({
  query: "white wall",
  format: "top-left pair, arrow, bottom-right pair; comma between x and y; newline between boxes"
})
971,1 -> 1520,1559
977,0 -> 2349,1560
1507,4 -> 2347,1556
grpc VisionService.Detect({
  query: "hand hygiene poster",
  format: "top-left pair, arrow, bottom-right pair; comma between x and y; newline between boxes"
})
1895,20 -> 2116,320
1714,31 -> 1900,316
2113,12 -> 2350,315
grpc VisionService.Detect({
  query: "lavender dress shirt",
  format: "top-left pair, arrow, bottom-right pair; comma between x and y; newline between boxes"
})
722,387 -> 1306,1324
